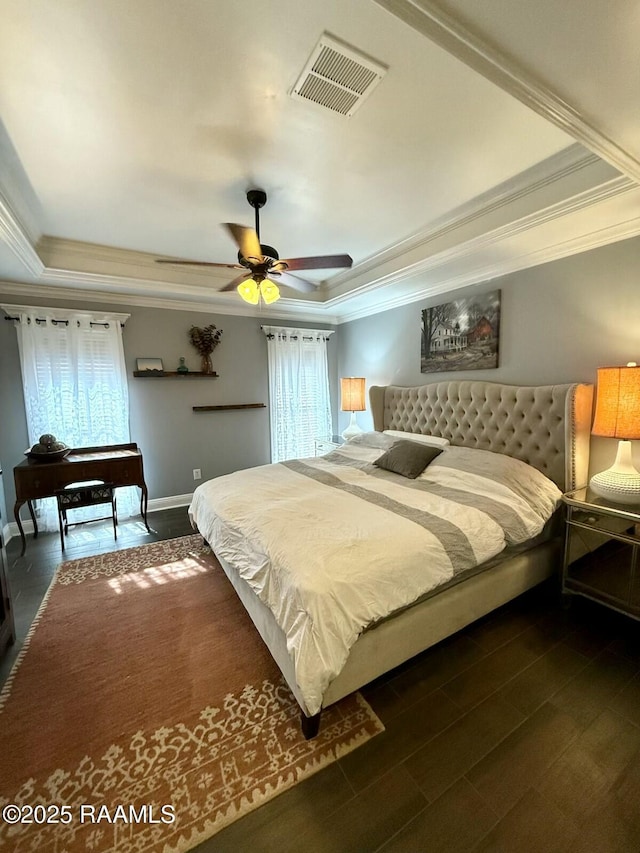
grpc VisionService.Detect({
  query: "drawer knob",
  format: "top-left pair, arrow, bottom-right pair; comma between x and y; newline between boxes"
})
586,516 -> 597,524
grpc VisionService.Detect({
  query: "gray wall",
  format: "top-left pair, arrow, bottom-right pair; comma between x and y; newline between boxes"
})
337,235 -> 640,475
0,295 -> 337,517
2,234 -> 638,522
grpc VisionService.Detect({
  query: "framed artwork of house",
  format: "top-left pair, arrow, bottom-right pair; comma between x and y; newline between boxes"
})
421,290 -> 501,373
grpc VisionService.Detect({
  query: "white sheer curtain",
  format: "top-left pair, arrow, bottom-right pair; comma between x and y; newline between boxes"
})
264,326 -> 333,462
13,307 -> 136,530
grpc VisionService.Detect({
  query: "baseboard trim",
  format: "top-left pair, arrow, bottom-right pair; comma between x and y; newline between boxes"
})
148,493 -> 193,513
3,493 -> 194,544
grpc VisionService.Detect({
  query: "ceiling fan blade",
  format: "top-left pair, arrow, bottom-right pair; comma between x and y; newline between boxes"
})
223,223 -> 262,262
277,271 -> 318,294
219,271 -> 252,292
277,254 -> 353,272
155,259 -> 243,269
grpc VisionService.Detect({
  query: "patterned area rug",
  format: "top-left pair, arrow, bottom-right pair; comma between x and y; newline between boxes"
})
0,535 -> 383,852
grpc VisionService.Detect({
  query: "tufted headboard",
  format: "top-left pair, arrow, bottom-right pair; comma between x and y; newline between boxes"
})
369,381 -> 593,491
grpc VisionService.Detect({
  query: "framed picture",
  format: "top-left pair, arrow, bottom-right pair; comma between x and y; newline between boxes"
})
421,290 -> 501,373
136,358 -> 164,374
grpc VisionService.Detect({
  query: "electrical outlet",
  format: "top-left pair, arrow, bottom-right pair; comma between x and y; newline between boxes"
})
193,468 -> 202,480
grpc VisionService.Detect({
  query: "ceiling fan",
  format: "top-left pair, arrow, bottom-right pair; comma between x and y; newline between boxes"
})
156,189 -> 353,305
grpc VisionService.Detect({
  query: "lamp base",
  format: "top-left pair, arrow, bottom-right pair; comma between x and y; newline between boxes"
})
342,411 -> 363,441
589,440 -> 640,504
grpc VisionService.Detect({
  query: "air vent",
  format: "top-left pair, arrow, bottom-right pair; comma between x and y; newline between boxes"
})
291,33 -> 388,117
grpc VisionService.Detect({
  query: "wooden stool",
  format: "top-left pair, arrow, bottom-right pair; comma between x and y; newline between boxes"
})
55,480 -> 117,550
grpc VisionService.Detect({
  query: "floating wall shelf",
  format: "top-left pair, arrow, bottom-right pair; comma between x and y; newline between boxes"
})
193,403 -> 266,412
133,371 -> 219,378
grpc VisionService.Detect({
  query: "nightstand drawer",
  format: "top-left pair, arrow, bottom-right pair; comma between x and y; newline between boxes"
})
570,509 -> 638,538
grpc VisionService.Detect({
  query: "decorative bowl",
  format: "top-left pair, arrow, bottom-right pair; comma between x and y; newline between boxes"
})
25,447 -> 70,462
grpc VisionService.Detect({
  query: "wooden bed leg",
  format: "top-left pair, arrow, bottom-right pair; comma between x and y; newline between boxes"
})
301,711 -> 321,739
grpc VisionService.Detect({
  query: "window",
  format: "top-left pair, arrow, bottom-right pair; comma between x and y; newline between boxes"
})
263,326 -> 334,462
10,306 -> 135,530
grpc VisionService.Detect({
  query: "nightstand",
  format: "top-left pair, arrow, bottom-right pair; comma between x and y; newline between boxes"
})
314,435 -> 345,456
562,487 -> 640,619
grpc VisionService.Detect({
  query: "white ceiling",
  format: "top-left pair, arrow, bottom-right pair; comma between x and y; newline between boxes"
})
0,0 -> 638,323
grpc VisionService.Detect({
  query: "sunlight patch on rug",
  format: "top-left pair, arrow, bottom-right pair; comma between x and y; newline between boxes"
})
0,535 -> 383,852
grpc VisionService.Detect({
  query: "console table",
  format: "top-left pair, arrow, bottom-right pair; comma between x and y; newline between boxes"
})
13,443 -> 150,555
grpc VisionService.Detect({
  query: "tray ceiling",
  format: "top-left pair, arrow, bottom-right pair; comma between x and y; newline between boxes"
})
0,0 -> 638,322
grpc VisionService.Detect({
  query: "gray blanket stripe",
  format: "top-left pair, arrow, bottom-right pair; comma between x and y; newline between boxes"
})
326,451 -> 530,543
282,459 -> 477,575
432,448 -> 553,520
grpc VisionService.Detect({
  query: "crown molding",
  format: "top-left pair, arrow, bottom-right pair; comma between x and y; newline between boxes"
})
0,138 -> 633,327
38,237 -> 244,281
8,146 -> 623,318
374,0 -> 640,182
0,278 -> 339,324
0,188 -> 43,276
37,236 -> 331,297
1,168 -> 635,326
327,174 -> 638,308
335,210 -> 640,324
328,145 -> 614,294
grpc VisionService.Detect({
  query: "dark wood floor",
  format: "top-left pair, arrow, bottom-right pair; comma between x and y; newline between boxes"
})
3,510 -> 640,852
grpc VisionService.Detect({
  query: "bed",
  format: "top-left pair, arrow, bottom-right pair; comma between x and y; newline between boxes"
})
189,380 -> 593,737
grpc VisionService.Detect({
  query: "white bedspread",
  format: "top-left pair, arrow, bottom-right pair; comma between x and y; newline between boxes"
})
189,437 -> 561,715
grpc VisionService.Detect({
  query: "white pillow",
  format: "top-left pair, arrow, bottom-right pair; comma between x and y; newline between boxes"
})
383,430 -> 450,448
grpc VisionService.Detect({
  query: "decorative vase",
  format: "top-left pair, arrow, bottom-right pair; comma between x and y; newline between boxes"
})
200,354 -> 213,374
177,357 -> 189,374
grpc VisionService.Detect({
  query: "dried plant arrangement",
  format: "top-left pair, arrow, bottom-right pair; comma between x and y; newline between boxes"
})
189,324 -> 223,373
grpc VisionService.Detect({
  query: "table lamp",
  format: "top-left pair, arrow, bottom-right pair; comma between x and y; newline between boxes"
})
341,377 -> 366,440
589,362 -> 640,504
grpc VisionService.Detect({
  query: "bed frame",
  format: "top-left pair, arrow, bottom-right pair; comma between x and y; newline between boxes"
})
214,380 -> 593,738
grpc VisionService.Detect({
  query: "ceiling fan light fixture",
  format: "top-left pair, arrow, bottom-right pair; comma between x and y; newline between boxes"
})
260,279 -> 280,304
237,279 -> 260,305
156,188 -> 351,304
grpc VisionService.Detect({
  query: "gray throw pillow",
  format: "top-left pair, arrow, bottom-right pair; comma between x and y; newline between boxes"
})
374,440 -> 442,479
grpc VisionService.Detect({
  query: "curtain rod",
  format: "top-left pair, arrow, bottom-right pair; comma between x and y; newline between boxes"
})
260,324 -> 335,341
260,325 -> 335,333
4,315 -> 124,328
